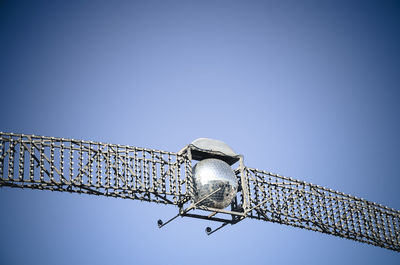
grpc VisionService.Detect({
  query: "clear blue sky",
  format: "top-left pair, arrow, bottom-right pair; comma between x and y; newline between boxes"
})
1,1 -> 399,264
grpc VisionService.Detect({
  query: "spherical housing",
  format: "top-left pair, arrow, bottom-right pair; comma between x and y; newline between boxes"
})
192,158 -> 238,209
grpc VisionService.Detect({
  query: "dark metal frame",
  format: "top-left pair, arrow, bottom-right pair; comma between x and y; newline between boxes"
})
1,132 -> 399,251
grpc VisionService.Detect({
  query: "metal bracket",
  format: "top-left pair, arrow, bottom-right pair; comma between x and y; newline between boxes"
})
157,187 -> 222,229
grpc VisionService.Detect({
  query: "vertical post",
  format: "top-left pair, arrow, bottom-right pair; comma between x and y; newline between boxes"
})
0,134 -> 4,179
18,135 -> 25,181
186,147 -> 194,202
239,155 -> 250,213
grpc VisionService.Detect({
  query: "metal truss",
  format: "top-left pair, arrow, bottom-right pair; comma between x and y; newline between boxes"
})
244,168 -> 400,251
1,132 -> 399,252
0,132 -> 190,206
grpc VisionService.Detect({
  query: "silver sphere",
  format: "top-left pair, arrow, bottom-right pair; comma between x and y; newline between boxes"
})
192,158 -> 238,209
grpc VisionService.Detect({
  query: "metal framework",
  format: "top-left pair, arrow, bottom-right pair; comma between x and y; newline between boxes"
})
0,132 -> 399,252
0,132 -> 190,206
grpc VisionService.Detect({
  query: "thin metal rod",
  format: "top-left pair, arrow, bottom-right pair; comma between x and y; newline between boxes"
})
157,214 -> 180,228
206,222 -> 229,235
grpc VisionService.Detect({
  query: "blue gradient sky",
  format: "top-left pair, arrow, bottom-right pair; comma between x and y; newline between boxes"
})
1,1 -> 400,264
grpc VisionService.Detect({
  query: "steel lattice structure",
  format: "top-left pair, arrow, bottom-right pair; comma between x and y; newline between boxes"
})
0,132 -> 399,252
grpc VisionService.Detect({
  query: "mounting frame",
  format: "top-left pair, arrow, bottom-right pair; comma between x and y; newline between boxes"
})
157,141 -> 250,234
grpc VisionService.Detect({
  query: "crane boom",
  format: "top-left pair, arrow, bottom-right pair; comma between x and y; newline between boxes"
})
1,132 -> 399,252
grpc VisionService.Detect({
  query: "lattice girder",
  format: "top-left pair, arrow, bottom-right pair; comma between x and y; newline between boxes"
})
0,132 -> 190,205
1,132 -> 399,252
244,167 -> 400,251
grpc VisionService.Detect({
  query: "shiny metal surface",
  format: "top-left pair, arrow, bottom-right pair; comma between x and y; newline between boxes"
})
192,158 -> 238,209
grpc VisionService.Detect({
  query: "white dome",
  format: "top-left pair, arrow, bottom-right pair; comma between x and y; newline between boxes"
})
190,138 -> 237,157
